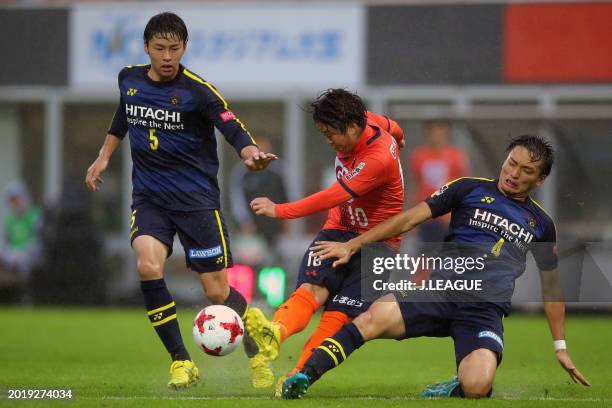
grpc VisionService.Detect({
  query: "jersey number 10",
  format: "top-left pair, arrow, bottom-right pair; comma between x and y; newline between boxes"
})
348,206 -> 368,227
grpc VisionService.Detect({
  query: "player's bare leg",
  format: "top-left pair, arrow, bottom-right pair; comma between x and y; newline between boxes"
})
457,349 -> 497,398
352,294 -> 406,340
197,268 -> 230,304
133,235 -> 199,389
422,348 -> 497,398
133,235 -> 167,281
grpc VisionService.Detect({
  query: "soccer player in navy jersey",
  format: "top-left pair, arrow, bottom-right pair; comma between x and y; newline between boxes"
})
85,12 -> 277,389
281,135 -> 590,399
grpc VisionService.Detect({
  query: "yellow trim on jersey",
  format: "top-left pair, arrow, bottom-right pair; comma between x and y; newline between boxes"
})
126,64 -> 147,69
147,301 -> 176,316
430,177 -> 495,198
529,197 -> 552,218
325,338 -> 347,360
317,345 -> 339,366
529,197 -> 558,237
182,68 -> 256,145
183,68 -> 229,108
214,210 -> 228,268
152,314 -> 177,327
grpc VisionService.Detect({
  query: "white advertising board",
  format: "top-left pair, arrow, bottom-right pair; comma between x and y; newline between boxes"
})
70,2 -> 364,90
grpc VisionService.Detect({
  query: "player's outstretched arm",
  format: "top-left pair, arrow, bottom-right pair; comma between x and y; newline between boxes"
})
311,201 -> 433,267
540,269 -> 591,387
250,197 -> 277,218
240,145 -> 278,171
85,134 -> 122,192
251,181 -> 353,219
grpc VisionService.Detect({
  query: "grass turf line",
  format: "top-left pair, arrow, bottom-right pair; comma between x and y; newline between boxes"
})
0,307 -> 609,407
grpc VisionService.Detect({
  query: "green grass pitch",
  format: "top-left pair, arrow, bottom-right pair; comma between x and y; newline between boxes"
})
0,307 -> 609,407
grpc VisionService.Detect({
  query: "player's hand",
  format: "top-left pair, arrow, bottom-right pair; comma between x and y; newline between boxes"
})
244,150 -> 278,171
310,241 -> 356,268
556,349 -> 591,387
85,156 -> 108,192
250,197 -> 276,218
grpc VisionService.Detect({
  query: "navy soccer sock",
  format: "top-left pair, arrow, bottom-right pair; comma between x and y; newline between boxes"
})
302,322 -> 365,383
221,286 -> 257,357
450,384 -> 465,397
223,286 -> 248,319
140,279 -> 190,362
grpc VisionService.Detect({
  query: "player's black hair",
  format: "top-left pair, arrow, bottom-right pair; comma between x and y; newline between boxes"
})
505,135 -> 555,177
143,12 -> 188,44
310,88 -> 367,134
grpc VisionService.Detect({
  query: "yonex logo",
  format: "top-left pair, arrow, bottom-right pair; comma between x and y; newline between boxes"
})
152,313 -> 163,321
328,344 -> 340,353
481,196 -> 495,204
127,88 -> 138,96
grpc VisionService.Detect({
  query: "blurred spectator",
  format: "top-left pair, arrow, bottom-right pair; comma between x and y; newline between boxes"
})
0,180 -> 42,303
30,176 -> 106,305
410,120 -> 469,243
229,136 -> 288,251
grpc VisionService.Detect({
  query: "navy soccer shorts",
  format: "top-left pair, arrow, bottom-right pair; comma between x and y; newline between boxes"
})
130,201 -> 233,273
396,297 -> 505,367
297,229 -> 387,318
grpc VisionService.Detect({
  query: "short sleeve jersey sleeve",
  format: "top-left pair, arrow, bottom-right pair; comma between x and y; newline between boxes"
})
107,69 -> 129,138
425,178 -> 480,218
531,214 -> 558,271
197,82 -> 256,156
338,155 -> 388,198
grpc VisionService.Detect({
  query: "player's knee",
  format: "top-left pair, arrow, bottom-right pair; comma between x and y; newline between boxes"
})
136,259 -> 163,280
298,283 -> 328,306
460,377 -> 493,399
458,349 -> 495,399
352,311 -> 377,339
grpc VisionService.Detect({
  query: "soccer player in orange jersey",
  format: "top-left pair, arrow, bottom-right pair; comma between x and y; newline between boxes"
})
245,89 -> 406,387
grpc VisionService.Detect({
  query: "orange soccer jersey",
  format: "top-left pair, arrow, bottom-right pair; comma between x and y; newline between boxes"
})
276,115 -> 405,244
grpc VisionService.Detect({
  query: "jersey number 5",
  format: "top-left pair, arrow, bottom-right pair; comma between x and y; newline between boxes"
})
149,129 -> 159,151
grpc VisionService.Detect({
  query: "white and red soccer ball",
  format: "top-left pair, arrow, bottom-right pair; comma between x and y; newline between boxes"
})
192,305 -> 244,356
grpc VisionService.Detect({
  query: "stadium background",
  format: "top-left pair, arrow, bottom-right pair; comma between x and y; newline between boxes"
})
0,0 -> 611,404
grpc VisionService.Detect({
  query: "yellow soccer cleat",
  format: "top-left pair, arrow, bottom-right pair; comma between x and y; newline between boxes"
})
245,307 -> 281,362
249,354 -> 274,388
274,374 -> 288,398
167,360 -> 200,390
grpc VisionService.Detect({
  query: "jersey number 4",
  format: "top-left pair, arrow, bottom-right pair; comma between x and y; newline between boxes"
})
491,237 -> 505,257
149,129 -> 159,151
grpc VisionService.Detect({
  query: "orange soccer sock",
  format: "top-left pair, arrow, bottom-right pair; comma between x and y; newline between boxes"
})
293,310 -> 351,373
273,287 -> 320,342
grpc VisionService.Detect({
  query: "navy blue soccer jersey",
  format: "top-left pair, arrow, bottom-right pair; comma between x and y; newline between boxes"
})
108,64 -> 256,211
424,177 -> 557,310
